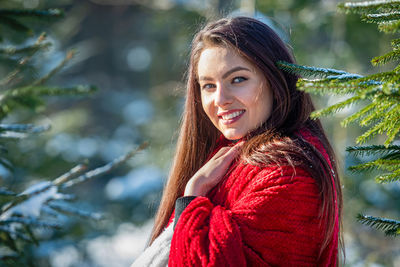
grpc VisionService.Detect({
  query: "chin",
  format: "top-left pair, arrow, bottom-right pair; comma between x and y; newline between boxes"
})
222,131 -> 245,141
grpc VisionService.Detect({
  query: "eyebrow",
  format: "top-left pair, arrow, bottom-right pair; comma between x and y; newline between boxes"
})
198,66 -> 251,81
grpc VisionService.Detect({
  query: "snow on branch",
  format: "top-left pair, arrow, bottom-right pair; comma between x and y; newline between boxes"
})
0,142 -> 148,249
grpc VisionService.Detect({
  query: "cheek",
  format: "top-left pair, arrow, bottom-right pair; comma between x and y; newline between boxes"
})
200,93 -> 212,117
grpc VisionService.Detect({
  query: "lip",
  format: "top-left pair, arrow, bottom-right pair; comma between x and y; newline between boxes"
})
218,109 -> 245,125
217,109 -> 245,117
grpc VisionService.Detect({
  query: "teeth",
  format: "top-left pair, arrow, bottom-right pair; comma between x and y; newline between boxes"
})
221,111 -> 244,120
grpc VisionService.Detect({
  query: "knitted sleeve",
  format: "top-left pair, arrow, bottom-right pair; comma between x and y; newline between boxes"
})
168,165 -> 324,267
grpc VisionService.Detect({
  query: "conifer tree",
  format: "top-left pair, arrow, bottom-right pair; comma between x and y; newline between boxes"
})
0,6 -> 145,266
278,0 -> 400,237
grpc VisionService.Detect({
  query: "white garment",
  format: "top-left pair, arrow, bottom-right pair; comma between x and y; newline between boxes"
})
131,220 -> 173,267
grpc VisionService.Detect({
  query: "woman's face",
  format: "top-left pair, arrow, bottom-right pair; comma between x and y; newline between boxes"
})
197,46 -> 273,140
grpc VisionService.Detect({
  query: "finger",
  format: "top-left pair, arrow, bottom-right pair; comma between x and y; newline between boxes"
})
213,146 -> 231,158
220,143 -> 243,162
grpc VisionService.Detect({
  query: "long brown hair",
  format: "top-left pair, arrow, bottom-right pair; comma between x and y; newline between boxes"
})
149,16 -> 342,262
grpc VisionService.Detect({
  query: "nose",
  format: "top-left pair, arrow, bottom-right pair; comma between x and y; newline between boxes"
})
215,84 -> 233,107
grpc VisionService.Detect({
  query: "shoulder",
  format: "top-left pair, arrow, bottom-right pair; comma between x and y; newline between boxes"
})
238,163 -> 318,196
229,164 -> 322,236
223,161 -> 319,211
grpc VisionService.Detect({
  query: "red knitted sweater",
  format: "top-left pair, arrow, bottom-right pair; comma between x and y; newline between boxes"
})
168,130 -> 339,266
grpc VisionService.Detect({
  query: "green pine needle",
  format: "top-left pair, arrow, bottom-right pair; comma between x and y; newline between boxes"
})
341,102 -> 376,127
375,170 -> 400,183
0,9 -> 63,18
357,71 -> 394,83
0,42 -> 51,56
47,202 -> 103,220
0,15 -> 31,34
23,225 -> 38,246
363,11 -> 400,23
297,78 -> 370,95
31,50 -> 75,86
349,158 -> 400,172
339,1 -> 400,14
385,120 -> 400,145
385,228 -> 400,236
7,84 -> 97,98
0,226 -> 31,243
276,61 -> 355,78
391,38 -> 400,48
357,214 -> 400,236
372,49 -> 400,66
0,188 -> 15,196
0,123 -> 49,133
382,151 -> 400,160
356,124 -> 381,144
311,95 -> 361,118
358,101 -> 393,127
0,217 -> 61,229
378,20 -> 400,33
346,144 -> 400,156
61,142 -> 148,189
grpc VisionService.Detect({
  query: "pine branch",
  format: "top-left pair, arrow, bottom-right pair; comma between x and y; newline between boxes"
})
386,129 -> 400,146
375,170 -> 400,183
0,188 -> 15,196
297,78 -> 370,95
40,206 -> 60,218
346,144 -> 400,156
0,158 -> 13,170
1,142 -> 147,218
276,61 -> 359,79
378,20 -> 400,33
339,0 -> 400,14
0,252 -> 20,262
0,85 -> 97,118
0,123 -> 50,134
356,120 -> 387,144
23,225 -> 38,246
0,15 -> 30,34
0,226 -> 30,242
357,214 -> 400,236
348,158 -> 400,172
0,217 -> 61,229
0,9 -> 63,18
358,101 -> 393,127
52,164 -> 87,186
357,70 -> 394,83
30,50 -> 75,86
0,42 -> 51,56
311,95 -> 361,118
341,101 -> 377,127
1,182 -> 53,214
391,38 -> 400,48
371,49 -> 400,66
348,99 -> 399,145
0,33 -> 47,90
381,151 -> 400,160
61,142 -> 148,189
363,11 -> 400,23
6,84 -> 97,98
47,202 -> 103,220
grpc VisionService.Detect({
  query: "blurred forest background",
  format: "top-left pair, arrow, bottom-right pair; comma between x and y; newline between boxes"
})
0,0 -> 399,266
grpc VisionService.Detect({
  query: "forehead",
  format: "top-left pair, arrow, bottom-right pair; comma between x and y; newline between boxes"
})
197,46 -> 255,76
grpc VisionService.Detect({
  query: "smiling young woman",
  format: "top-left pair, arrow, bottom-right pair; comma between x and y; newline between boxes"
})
132,16 -> 343,267
198,46 -> 273,141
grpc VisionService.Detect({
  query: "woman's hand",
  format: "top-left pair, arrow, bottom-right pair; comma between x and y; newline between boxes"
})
184,142 -> 244,196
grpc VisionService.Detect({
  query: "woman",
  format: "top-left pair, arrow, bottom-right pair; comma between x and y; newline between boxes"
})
133,16 -> 342,266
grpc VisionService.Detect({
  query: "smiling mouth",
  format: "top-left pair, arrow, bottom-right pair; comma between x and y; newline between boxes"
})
218,110 -> 245,124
